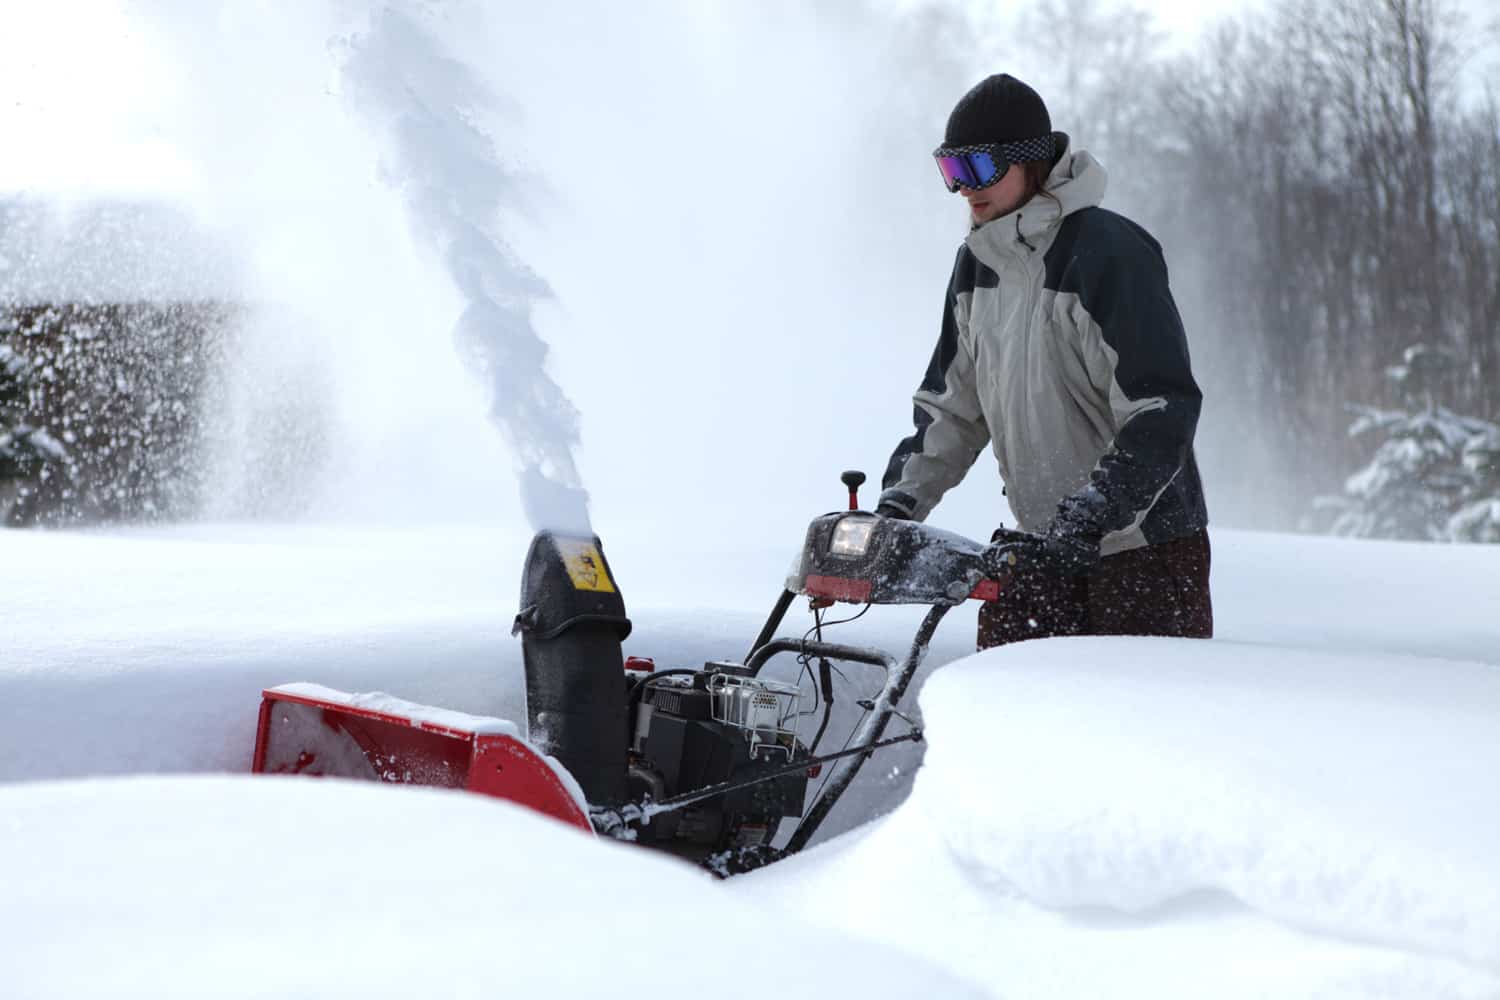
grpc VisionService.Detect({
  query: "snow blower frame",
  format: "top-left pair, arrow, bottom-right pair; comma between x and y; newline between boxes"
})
252,471 -> 1007,874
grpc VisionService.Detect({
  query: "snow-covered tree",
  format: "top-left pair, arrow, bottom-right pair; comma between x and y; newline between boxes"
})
0,342 -> 72,526
1447,432 -> 1500,543
1317,345 -> 1500,542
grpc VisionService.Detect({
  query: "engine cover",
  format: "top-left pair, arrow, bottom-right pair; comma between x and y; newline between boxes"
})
627,669 -> 808,860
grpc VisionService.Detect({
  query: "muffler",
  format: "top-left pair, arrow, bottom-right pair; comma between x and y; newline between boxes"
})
512,531 -> 631,809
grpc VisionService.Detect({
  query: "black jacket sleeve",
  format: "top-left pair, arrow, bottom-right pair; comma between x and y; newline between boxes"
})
1054,241 -> 1202,543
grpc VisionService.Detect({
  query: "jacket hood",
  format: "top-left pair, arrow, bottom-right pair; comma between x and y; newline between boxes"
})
966,137 -> 1108,266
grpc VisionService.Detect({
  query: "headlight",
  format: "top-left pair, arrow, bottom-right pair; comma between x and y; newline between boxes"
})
830,515 -> 876,557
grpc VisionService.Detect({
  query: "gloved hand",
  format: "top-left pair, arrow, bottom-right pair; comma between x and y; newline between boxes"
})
982,523 -> 1101,578
875,502 -> 912,520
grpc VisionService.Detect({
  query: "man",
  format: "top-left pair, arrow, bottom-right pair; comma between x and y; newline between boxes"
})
876,74 -> 1212,649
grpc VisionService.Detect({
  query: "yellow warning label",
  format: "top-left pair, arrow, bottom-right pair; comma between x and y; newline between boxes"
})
556,539 -> 616,593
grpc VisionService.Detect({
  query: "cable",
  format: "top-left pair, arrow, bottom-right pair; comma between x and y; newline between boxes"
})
783,601 -> 879,760
808,698 -> 871,807
815,604 -> 873,629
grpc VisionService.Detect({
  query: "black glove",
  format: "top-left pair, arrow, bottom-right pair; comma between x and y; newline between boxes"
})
1046,487 -> 1109,574
983,533 -> 1091,578
983,525 -> 1100,578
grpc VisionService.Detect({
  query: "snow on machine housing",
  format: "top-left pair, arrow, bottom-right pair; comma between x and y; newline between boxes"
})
252,471 -> 1009,873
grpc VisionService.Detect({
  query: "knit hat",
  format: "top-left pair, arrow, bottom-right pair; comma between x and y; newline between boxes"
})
944,74 -> 1053,150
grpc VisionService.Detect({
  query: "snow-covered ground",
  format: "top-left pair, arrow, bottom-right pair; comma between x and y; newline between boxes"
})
3,522 -> 1498,997
3,777 -> 984,999
748,640 -> 1500,997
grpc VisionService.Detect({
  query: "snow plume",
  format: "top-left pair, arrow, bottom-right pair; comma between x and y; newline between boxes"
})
340,7 -> 590,535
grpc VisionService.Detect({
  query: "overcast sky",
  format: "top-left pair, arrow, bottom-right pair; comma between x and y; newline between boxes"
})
0,0 -> 1280,197
7,0 -> 1496,197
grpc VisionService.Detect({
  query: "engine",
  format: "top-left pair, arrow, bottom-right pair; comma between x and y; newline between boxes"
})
625,663 -> 810,866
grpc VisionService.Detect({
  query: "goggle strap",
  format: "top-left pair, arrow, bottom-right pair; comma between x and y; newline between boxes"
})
933,135 -> 1055,164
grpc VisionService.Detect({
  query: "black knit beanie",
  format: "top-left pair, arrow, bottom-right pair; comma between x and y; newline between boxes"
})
944,74 -> 1052,148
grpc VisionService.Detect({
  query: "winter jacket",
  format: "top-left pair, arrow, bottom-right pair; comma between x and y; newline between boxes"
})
879,139 -> 1207,556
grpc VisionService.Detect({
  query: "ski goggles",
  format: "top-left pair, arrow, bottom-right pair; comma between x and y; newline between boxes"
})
933,135 -> 1055,193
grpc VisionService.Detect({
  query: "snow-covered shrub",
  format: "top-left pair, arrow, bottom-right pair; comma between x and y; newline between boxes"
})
0,303 -> 236,526
1316,345 -> 1500,542
0,341 -> 75,526
1446,432 -> 1500,543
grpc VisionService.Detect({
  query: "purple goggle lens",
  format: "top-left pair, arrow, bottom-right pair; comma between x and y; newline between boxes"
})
934,149 -> 1006,193
933,137 -> 1054,193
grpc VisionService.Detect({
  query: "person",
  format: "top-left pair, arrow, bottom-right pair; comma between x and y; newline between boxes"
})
875,74 -> 1212,649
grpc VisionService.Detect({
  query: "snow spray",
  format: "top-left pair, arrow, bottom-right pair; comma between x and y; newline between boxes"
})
341,6 -> 591,534
131,1 -> 979,535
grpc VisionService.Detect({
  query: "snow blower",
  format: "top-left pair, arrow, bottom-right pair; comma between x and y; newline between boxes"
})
252,471 -> 1009,874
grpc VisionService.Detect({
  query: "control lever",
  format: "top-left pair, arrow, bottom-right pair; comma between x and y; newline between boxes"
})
841,470 -> 866,511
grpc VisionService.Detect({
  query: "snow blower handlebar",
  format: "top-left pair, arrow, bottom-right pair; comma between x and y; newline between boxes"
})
778,603 -> 949,853
786,510 -> 1003,607
749,506 -> 1008,658
746,638 -> 895,676
732,493 -> 1006,854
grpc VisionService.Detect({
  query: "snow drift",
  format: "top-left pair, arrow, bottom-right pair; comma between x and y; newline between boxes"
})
749,638 -> 1500,997
0,776 -> 983,999
921,640 -> 1500,970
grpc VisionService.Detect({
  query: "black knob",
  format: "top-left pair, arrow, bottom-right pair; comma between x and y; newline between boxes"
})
840,470 -> 866,512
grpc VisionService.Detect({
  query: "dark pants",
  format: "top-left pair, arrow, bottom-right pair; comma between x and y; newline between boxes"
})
977,529 -> 1213,650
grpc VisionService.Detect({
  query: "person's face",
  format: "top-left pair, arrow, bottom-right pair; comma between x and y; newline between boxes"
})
961,162 -> 1029,226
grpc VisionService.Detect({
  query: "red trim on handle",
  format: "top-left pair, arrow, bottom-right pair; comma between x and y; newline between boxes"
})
969,579 -> 1002,602
804,574 -> 874,603
802,576 -> 1003,603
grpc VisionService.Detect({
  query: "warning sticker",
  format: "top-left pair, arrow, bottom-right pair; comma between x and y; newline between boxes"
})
556,539 -> 616,593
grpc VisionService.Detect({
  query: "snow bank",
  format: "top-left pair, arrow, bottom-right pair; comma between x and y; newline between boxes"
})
1210,530 -> 1500,665
751,782 -> 1498,999
0,524 -> 534,783
749,636 -> 1500,997
0,776 -> 982,999
919,639 -> 1500,971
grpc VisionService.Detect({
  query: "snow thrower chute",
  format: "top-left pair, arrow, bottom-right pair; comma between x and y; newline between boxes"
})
511,532 -> 632,809
252,471 -> 1010,874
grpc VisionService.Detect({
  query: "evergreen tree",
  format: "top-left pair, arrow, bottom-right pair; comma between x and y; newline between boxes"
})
1447,433 -> 1500,543
1317,345 -> 1500,542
